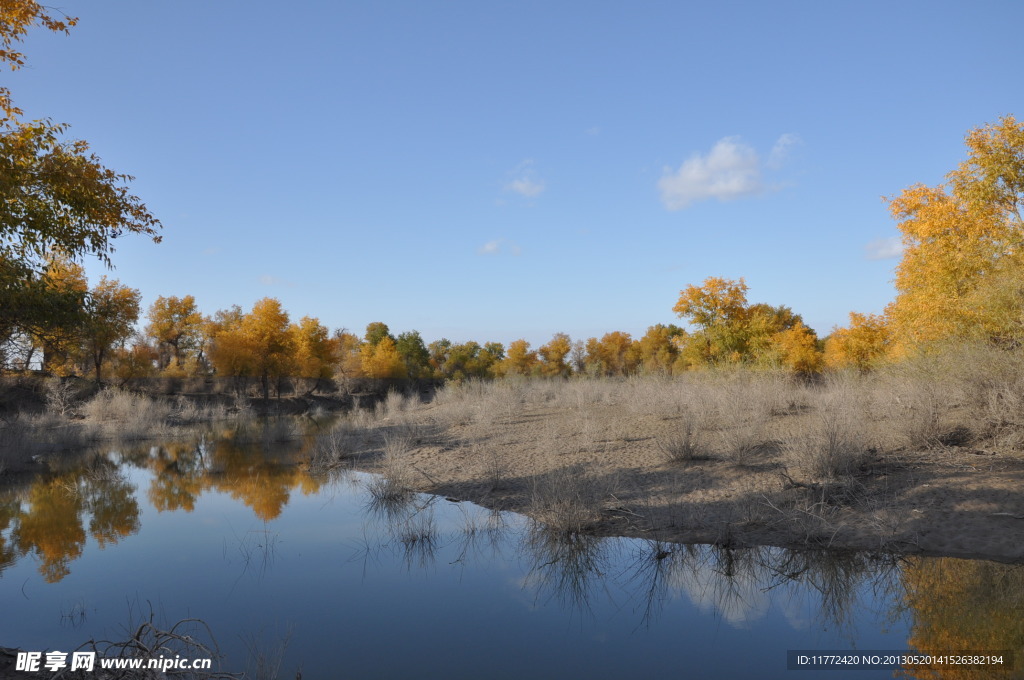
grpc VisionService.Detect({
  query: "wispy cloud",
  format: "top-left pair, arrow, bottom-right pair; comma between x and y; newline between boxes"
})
658,133 -> 799,210
504,160 -> 545,198
477,238 -> 522,256
506,177 -> 545,197
767,133 -> 802,169
865,237 -> 903,260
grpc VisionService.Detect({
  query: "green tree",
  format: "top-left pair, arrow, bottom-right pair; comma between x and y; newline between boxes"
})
0,6 -> 159,360
0,122 -> 161,334
364,322 -> 393,347
395,330 -> 431,379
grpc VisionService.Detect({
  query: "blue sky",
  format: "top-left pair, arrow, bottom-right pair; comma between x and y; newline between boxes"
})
10,0 -> 1024,347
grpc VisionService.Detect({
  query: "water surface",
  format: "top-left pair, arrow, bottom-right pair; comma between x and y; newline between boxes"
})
0,431 -> 1020,678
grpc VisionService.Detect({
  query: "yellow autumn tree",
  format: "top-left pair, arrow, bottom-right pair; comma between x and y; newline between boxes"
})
824,312 -> 890,371
242,298 -> 294,399
886,115 -> 1024,352
290,316 -> 337,393
673,277 -> 751,365
332,329 -> 365,385
145,295 -> 205,374
360,336 -> 407,379
768,321 -> 822,373
0,4 -> 159,352
208,299 -> 293,399
498,339 -> 539,377
633,325 -> 686,375
673,277 -> 820,370
81,277 -> 141,383
583,332 -> 638,376
207,306 -> 256,391
0,1 -> 77,121
538,332 -> 572,377
34,255 -> 88,375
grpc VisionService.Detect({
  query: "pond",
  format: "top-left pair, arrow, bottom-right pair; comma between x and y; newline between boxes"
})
0,429 -> 1020,679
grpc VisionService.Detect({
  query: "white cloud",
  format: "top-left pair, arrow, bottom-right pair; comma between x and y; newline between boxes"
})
658,133 -> 800,210
506,177 -> 545,197
865,237 -> 904,260
477,238 -> 522,256
658,137 -> 763,210
768,132 -> 802,169
504,160 -> 545,199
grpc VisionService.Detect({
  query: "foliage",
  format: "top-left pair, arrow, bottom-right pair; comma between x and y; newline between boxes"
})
208,298 -> 293,398
824,312 -> 890,371
0,0 -> 77,121
499,339 -> 538,376
0,121 -> 161,302
538,332 -> 572,377
290,316 -> 336,387
584,331 -> 637,376
633,324 -> 686,375
886,115 -> 1024,351
360,335 -> 407,379
145,295 -> 205,371
332,329 -> 364,383
81,277 -> 141,383
364,321 -> 393,347
395,330 -> 431,379
673,277 -> 821,370
768,321 -> 822,373
673,276 -> 750,329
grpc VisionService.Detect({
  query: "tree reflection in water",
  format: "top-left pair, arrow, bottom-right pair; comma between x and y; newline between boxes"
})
4,432 -> 1024,674
897,557 -> 1024,679
521,525 -> 616,615
7,457 -> 140,582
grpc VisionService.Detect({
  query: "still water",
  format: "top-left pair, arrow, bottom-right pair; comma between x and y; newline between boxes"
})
0,429 -> 1020,679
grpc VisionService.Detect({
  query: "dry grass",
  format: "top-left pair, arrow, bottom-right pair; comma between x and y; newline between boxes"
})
366,427 -> 418,506
784,375 -> 871,480
529,464 -> 618,535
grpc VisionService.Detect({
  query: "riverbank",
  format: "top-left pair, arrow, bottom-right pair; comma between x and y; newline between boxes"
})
334,371 -> 1024,563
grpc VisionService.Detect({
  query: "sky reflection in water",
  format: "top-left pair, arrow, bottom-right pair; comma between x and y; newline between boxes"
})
0,434 -> 1018,679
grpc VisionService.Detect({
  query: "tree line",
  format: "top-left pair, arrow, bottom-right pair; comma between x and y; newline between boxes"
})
1,4 -> 1021,388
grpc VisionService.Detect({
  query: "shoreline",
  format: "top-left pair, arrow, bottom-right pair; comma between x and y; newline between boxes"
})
342,380 -> 1024,565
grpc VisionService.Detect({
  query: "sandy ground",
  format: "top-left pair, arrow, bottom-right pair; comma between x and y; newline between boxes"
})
353,394 -> 1024,564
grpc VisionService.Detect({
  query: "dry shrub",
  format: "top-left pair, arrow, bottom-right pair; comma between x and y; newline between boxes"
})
367,427 -> 417,504
712,379 -> 773,464
657,406 -> 713,463
261,417 -> 299,445
529,464 -> 617,535
786,375 -> 870,479
874,360 -> 952,450
45,378 -> 80,416
308,419 -> 363,473
947,343 -> 1024,447
477,444 -> 509,490
81,389 -> 174,439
